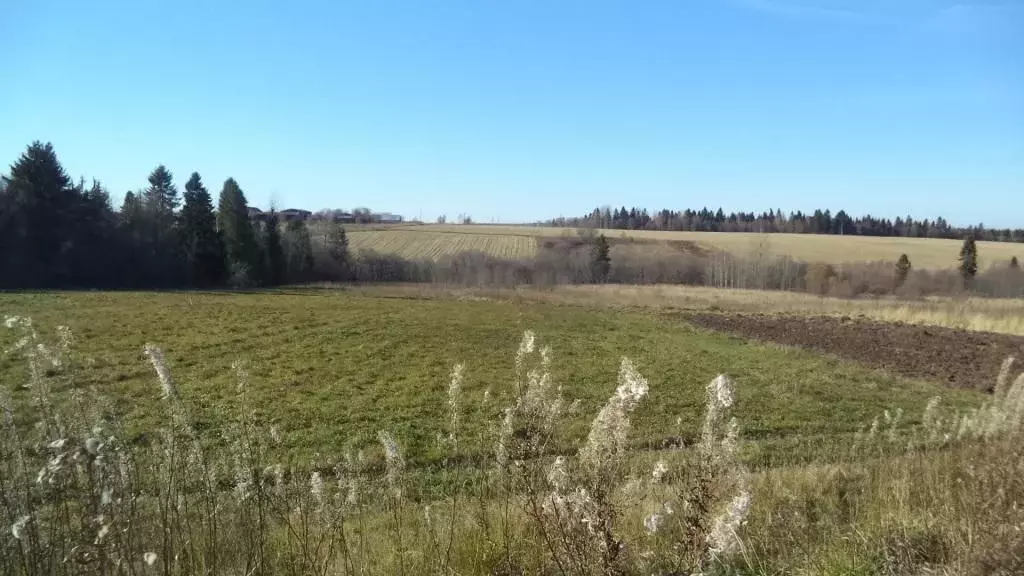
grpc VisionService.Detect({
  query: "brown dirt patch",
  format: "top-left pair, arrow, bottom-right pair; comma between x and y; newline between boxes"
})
687,313 -> 1024,391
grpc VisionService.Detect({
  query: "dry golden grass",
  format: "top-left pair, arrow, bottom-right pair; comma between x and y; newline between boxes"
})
346,229 -> 537,260
542,285 -> 1024,336
391,224 -> 1023,270
352,283 -> 1024,337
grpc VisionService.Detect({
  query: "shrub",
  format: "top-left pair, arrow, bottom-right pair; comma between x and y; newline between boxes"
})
804,262 -> 836,295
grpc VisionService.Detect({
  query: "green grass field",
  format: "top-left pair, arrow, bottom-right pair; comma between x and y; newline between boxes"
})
342,223 -> 1023,269
6,288 -> 1021,575
0,290 -> 979,466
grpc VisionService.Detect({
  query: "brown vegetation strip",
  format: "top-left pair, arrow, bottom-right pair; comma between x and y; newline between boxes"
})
687,313 -> 1024,391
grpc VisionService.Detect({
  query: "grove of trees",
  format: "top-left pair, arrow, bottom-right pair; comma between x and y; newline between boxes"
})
0,141 -> 346,289
550,206 -> 1024,243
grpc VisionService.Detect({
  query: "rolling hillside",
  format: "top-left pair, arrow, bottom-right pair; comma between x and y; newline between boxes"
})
339,224 -> 1022,269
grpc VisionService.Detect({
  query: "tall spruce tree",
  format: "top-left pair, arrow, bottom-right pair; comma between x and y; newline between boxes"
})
217,178 -> 261,284
142,165 -> 182,284
180,172 -> 226,286
591,233 -> 611,282
325,221 -> 349,263
0,142 -> 75,287
144,165 -> 179,214
958,235 -> 979,282
263,210 -> 285,285
319,221 -> 350,280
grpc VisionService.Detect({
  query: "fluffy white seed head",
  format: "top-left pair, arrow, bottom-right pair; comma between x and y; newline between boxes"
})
144,344 -> 178,401
515,330 -> 536,372
644,512 -> 664,534
448,363 -> 464,437
310,471 -> 325,513
3,315 -> 31,329
377,430 -> 404,493
996,356 -> 1017,398
579,357 -> 649,472
701,374 -> 736,454
709,375 -> 735,410
11,515 -> 30,540
547,456 -> 569,491
652,459 -> 669,483
708,489 -> 752,555
56,325 -> 73,351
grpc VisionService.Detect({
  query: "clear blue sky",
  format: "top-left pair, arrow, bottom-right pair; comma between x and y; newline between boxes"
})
2,0 -> 1022,226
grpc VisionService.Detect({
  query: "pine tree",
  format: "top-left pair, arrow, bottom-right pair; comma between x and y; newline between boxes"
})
180,172 -> 226,286
325,221 -> 349,263
318,221 -> 350,280
263,210 -> 285,285
958,235 -> 978,282
591,233 -> 611,282
0,142 -> 75,287
142,165 -> 182,284
284,219 -> 315,282
144,165 -> 179,214
217,178 -> 261,285
895,253 -> 911,287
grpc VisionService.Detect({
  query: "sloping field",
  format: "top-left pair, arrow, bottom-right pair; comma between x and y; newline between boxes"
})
346,229 -> 537,260
400,224 -> 1023,269
0,290 -> 978,464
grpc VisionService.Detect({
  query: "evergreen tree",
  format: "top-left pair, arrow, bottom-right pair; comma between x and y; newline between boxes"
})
142,165 -> 182,284
263,210 -> 285,285
117,191 -> 148,286
69,179 -> 120,287
591,233 -> 611,282
0,142 -> 75,287
284,219 -> 315,282
180,172 -> 226,286
144,165 -> 179,214
217,178 -> 261,285
958,235 -> 978,282
895,253 -> 911,287
325,221 -> 349,263
318,221 -> 350,280
1011,256 -> 1020,269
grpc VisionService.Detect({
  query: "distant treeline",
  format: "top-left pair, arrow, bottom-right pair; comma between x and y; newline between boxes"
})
2,141 -> 1021,298
547,206 -> 1024,243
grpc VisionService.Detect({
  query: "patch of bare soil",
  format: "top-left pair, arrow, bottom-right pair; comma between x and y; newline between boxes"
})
687,313 -> 1024,391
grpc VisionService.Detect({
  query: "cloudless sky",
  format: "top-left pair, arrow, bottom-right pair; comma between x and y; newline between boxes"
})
2,0 -> 1022,226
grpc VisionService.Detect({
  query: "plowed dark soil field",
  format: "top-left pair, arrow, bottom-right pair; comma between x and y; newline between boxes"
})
687,313 -> 1024,391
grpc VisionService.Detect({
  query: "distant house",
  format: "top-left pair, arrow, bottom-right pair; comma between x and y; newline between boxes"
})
377,213 -> 403,223
279,208 -> 312,222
